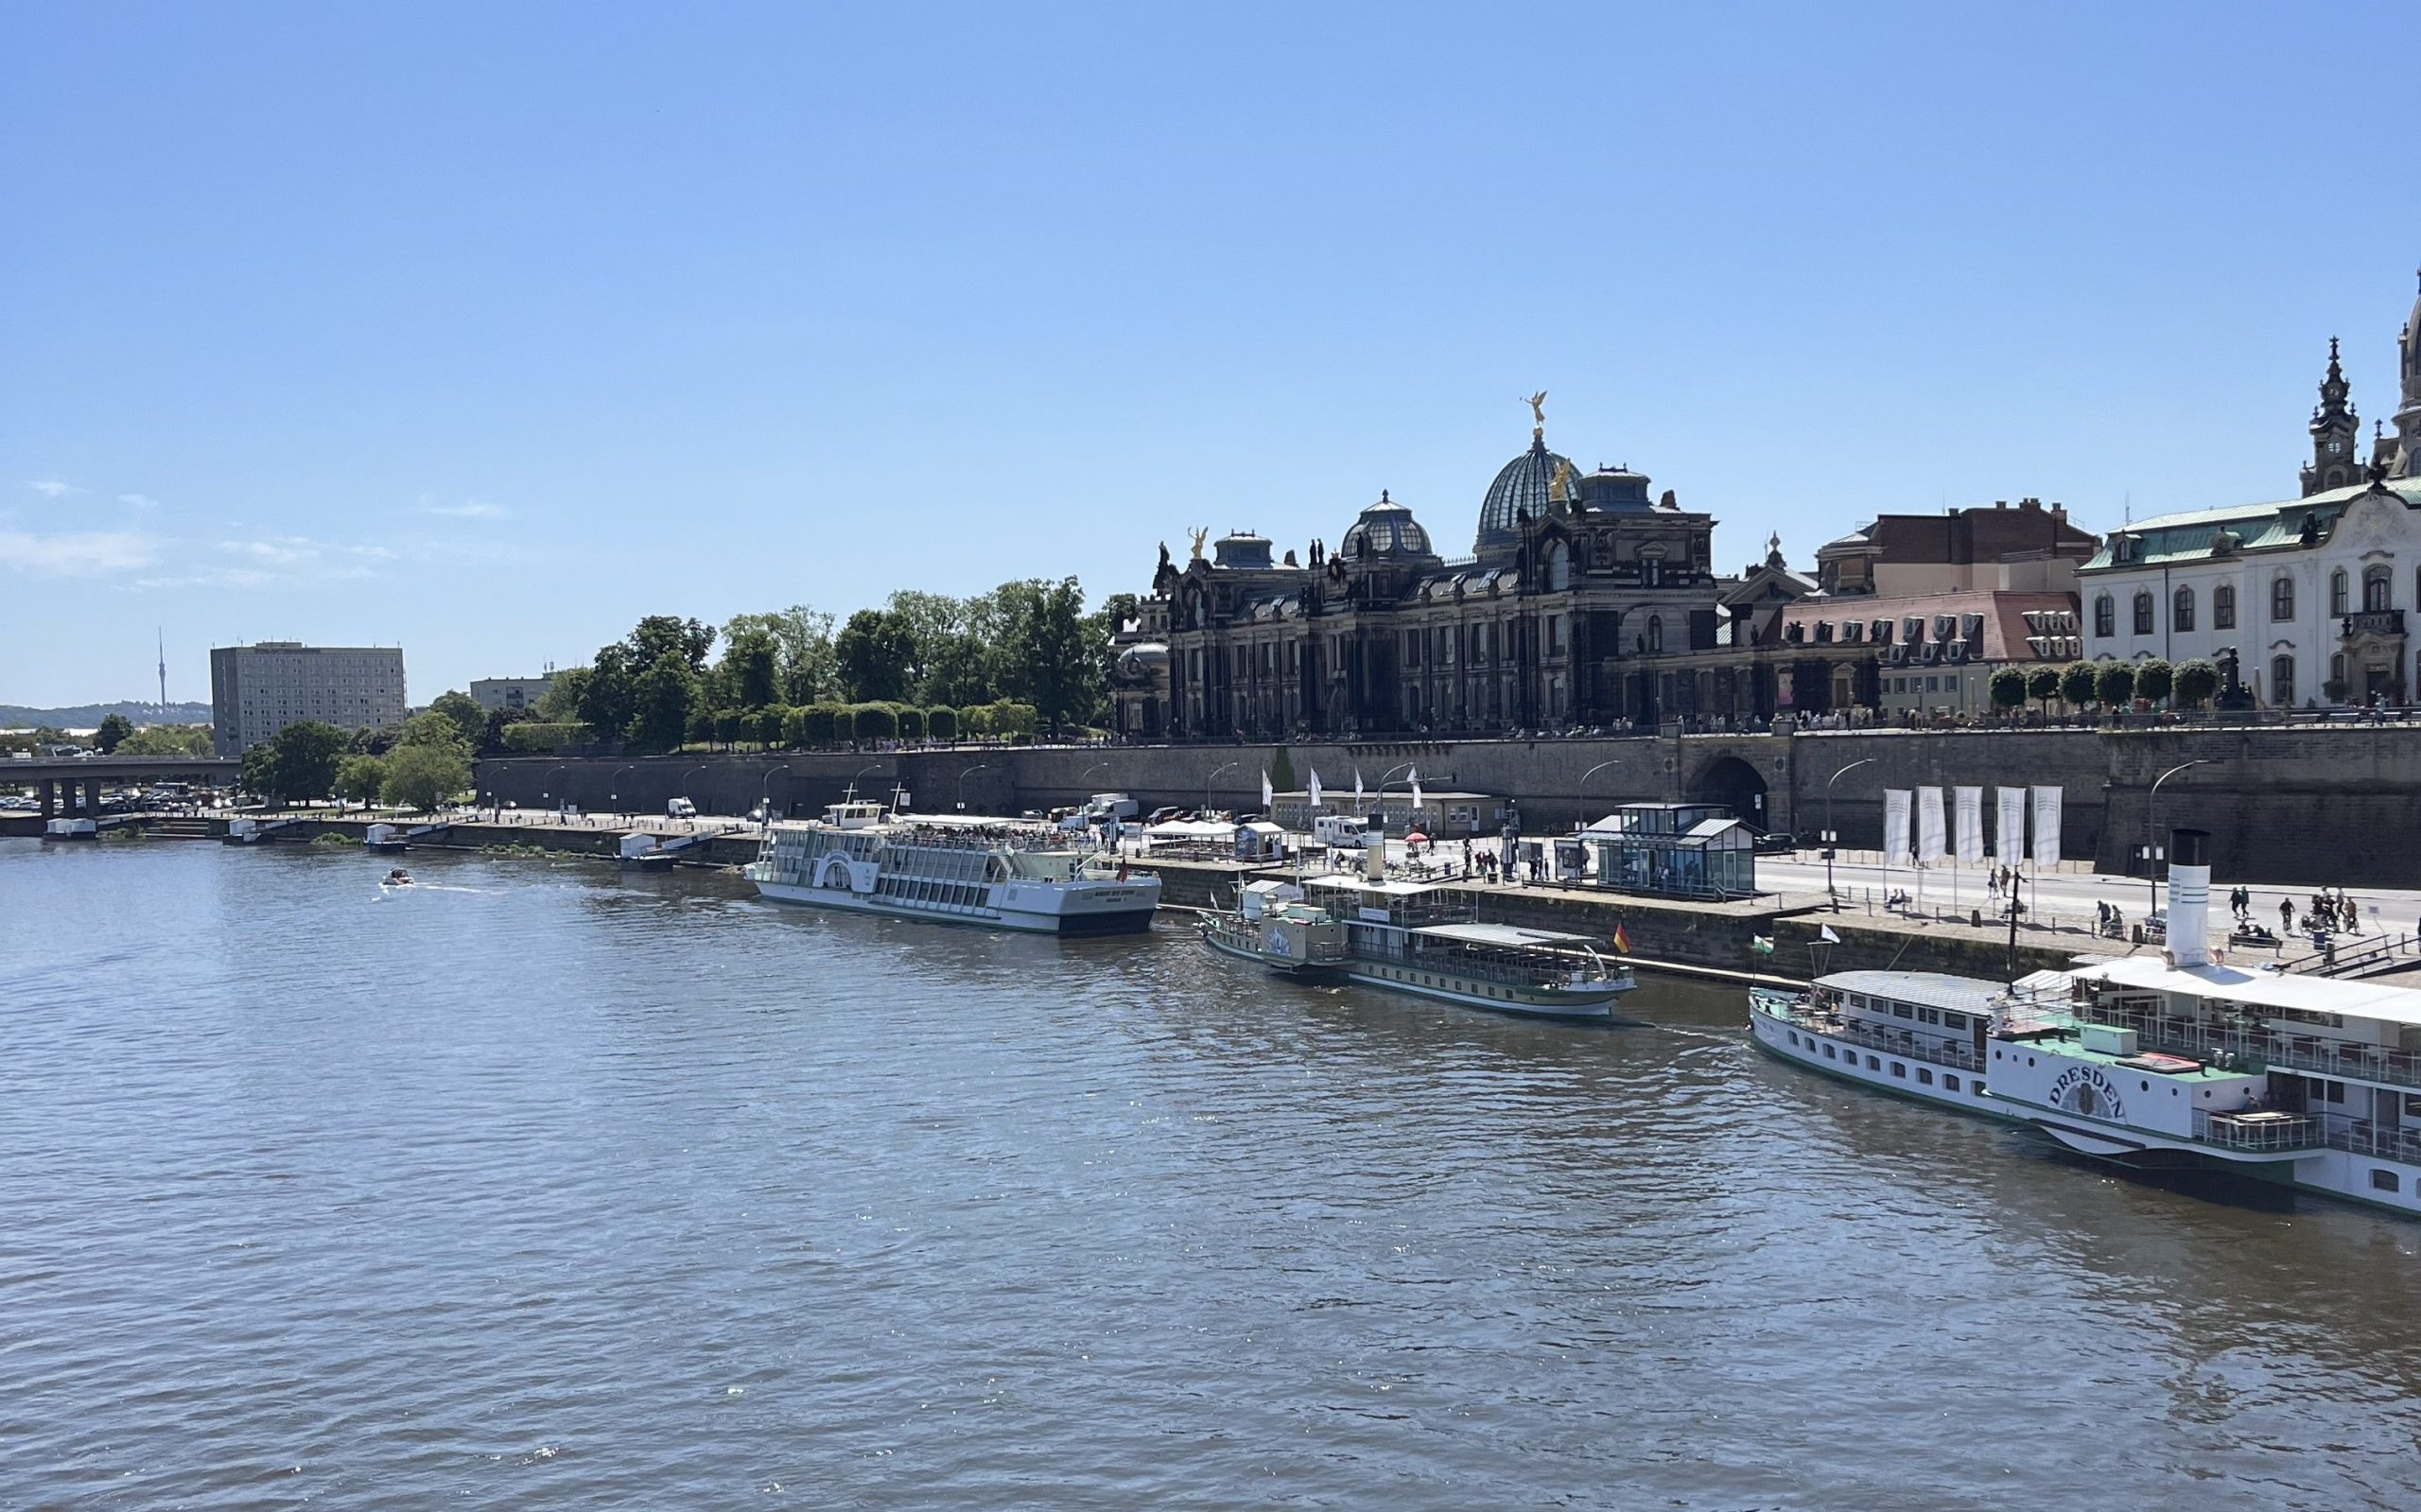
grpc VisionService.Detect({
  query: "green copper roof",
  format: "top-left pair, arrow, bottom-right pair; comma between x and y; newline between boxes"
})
2082,478 -> 2421,570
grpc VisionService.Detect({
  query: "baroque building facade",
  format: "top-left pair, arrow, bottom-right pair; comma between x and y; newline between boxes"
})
1111,414 -> 1724,739
2081,272 -> 2421,707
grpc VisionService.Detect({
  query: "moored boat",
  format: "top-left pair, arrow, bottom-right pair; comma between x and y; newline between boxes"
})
745,798 -> 1159,935
1201,873 -> 1637,1020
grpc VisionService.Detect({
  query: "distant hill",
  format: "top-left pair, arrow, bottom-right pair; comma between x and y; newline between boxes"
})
0,702 -> 214,730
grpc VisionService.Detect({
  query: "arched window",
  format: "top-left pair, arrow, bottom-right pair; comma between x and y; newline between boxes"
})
1544,539 -> 1571,592
2272,576 -> 2295,621
2272,655 -> 2295,707
2172,585 -> 2195,633
2365,565 -> 2392,612
1646,615 -> 1664,653
2094,594 -> 2115,637
2213,583 -> 2236,630
2330,568 -> 2349,617
2132,591 -> 2154,635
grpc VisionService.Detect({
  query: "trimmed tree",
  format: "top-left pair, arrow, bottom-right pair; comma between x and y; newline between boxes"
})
927,706 -> 958,742
2027,666 -> 2061,718
2173,659 -> 2220,709
2059,660 -> 2098,711
1989,666 -> 2029,720
2096,661 -> 2136,708
2135,658 -> 2174,706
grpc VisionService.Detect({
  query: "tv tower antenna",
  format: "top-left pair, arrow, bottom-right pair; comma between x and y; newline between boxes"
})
157,627 -> 168,710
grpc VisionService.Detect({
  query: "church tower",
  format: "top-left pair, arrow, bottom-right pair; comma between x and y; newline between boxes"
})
2303,337 -> 2363,495
2387,267 -> 2421,480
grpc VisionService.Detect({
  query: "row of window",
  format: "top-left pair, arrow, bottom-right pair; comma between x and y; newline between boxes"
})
1786,1029 -> 1977,1093
2097,566 -> 2403,638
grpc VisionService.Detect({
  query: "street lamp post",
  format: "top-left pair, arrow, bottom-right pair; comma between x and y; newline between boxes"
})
759,764 -> 791,827
679,764 -> 708,820
2146,758 -> 2214,917
1823,757 -> 1877,909
1205,761 -> 1237,817
846,762 -> 884,803
609,763 -> 635,821
957,763 -> 989,812
544,762 -> 568,818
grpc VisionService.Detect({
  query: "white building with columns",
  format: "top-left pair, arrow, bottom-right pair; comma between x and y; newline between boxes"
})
2081,475 -> 2421,706
2079,270 -> 2421,708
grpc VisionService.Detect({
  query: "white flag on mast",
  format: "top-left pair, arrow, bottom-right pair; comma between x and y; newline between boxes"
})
1995,787 -> 2027,867
1354,768 -> 1365,810
1954,786 -> 1985,865
1261,770 -> 1274,808
1409,767 -> 1422,820
1883,789 -> 1912,866
1308,769 -> 1323,809
2030,785 -> 2064,870
1916,787 -> 1947,863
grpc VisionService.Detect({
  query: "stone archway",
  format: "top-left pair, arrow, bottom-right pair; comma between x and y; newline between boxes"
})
1691,754 -> 1769,827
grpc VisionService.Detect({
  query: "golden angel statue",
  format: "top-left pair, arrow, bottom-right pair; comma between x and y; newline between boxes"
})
1523,391 -> 1547,432
1188,526 -> 1210,562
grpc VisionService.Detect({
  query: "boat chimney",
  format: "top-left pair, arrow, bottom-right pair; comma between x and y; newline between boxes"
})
2166,827 -> 2212,967
1365,826 -> 1386,882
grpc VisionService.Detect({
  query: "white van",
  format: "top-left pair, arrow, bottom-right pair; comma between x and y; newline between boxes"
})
667,797 -> 698,819
1084,792 -> 1140,824
1315,813 -> 1375,848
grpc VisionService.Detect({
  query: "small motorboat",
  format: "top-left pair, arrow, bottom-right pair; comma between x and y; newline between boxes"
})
381,868 -> 413,887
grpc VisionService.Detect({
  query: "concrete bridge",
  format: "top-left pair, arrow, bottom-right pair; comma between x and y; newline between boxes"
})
4,756 -> 239,819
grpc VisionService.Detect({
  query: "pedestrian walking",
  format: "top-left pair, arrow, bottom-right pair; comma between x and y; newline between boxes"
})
2280,898 -> 2295,934
2346,897 -> 2362,933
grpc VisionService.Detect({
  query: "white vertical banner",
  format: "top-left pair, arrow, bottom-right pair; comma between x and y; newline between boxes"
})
1308,769 -> 1323,809
2030,785 -> 2064,869
1882,789 -> 1912,868
1955,786 -> 1985,865
1996,787 -> 2027,867
1916,787 -> 1947,863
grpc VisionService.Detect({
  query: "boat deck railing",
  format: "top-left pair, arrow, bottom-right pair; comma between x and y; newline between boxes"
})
2077,1003 -> 2421,1091
1765,1001 -> 1985,1071
2192,1109 -> 2324,1153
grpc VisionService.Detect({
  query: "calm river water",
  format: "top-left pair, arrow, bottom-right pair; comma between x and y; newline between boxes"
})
5,838 -> 2421,1509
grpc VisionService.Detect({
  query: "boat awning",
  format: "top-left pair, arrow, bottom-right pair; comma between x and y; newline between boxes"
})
1413,921 -> 1601,949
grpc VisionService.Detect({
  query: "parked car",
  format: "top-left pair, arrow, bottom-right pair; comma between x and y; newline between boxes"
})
1752,830 -> 1798,854
1146,806 -> 1185,825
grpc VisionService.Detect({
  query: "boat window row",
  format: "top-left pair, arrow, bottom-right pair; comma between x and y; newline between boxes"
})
1792,1030 -> 1976,1094
873,875 -> 988,909
1849,993 -> 1970,1031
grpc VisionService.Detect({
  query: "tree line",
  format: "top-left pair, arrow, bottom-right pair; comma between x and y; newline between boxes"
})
1987,658 -> 2224,719
239,703 -> 479,808
506,579 -> 1138,755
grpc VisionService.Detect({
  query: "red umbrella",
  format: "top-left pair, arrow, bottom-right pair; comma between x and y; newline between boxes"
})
1404,830 -> 1429,844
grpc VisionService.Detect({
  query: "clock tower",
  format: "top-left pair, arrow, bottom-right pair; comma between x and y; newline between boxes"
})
2301,337 -> 2364,495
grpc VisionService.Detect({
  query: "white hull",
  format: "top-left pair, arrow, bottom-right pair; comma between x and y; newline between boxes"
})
1749,993 -> 2015,1121
752,877 -> 1158,935
1202,927 -> 1633,1021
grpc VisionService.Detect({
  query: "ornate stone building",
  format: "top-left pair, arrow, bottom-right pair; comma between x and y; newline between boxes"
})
1112,413 -> 1724,739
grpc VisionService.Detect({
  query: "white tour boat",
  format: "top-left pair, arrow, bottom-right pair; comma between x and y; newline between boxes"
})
1201,871 -> 1637,1020
1750,967 -> 2072,1120
745,798 -> 1160,935
1982,828 -> 2421,1216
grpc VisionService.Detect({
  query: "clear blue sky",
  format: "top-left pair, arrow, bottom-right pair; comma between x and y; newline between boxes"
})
4,2 -> 2416,707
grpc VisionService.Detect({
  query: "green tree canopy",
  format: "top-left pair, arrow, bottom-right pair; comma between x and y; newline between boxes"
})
382,741 -> 470,811
94,712 -> 133,753
2135,658 -> 2174,705
628,652 -> 701,752
2027,666 -> 2062,705
240,721 -> 349,804
2173,658 -> 2220,708
1989,666 -> 2029,714
2096,661 -> 2136,707
334,754 -> 387,807
717,624 -> 782,711
723,607 -> 840,705
2059,661 -> 2099,708
837,609 -> 916,703
427,690 -> 487,749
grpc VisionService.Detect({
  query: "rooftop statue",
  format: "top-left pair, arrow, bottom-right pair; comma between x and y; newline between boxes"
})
1189,526 -> 1210,562
1523,390 -> 1547,435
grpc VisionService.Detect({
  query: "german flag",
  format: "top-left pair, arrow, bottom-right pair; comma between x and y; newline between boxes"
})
1611,922 -> 1632,955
